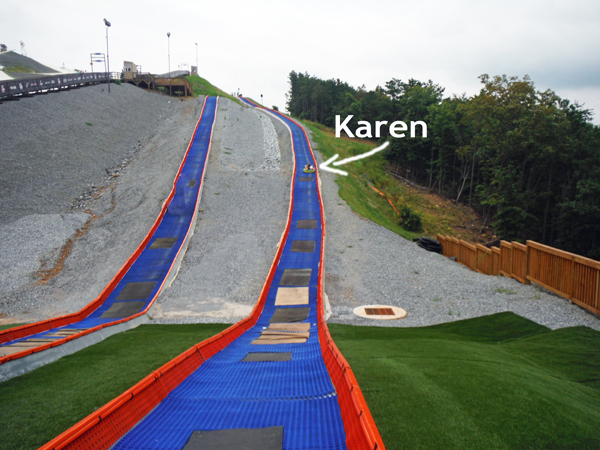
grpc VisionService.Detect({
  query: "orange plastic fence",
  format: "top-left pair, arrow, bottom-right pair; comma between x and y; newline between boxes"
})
350,173 -> 399,216
0,98 -> 215,366
437,235 -> 600,317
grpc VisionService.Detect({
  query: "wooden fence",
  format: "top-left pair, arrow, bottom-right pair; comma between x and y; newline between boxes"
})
436,235 -> 600,316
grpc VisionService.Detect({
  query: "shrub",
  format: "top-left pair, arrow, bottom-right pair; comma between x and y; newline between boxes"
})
399,206 -> 422,232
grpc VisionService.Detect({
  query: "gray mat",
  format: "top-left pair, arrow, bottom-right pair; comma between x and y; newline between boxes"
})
290,241 -> 315,253
183,427 -> 283,450
296,219 -> 317,229
115,281 -> 156,300
149,237 -> 178,249
279,269 -> 311,286
298,177 -> 313,182
269,307 -> 310,323
242,352 -> 292,362
188,179 -> 197,188
99,301 -> 146,319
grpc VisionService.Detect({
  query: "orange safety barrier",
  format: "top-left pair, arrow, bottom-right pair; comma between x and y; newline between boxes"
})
301,129 -> 385,450
247,98 -> 386,449
437,234 -> 600,317
0,98 -> 216,366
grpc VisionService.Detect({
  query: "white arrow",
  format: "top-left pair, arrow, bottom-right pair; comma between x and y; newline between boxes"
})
319,141 -> 390,176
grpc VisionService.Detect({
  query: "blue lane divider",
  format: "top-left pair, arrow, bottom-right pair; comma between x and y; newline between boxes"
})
0,97 -> 218,349
112,99 -> 348,449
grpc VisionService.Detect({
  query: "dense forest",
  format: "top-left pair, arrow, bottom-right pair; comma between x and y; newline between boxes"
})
287,71 -> 600,259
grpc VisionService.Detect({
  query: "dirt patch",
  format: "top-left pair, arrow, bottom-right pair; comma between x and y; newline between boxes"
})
394,177 -> 496,243
35,185 -> 117,284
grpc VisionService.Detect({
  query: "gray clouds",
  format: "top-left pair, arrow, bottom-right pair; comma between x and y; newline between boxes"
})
2,0 -> 599,121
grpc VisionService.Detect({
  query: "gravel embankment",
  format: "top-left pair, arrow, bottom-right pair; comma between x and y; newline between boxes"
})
150,99 -> 293,323
0,84 -> 202,323
1,84 -> 598,333
306,131 -> 600,331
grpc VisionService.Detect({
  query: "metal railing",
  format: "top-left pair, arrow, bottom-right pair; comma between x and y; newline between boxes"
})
0,72 -> 110,99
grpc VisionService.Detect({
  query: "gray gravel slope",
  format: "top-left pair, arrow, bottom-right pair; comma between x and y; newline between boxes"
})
306,131 -> 600,331
151,99 -> 293,323
0,85 -> 202,324
1,85 -> 598,333
0,83 -> 176,225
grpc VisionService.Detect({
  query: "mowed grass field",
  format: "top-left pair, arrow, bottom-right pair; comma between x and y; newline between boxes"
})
331,312 -> 600,449
1,313 -> 599,449
0,324 -> 229,450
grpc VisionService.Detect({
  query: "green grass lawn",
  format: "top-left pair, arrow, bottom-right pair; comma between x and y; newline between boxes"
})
0,323 -> 26,331
185,75 -> 238,102
302,120 -> 422,240
329,312 -> 600,449
0,323 -> 229,450
2,315 -> 599,449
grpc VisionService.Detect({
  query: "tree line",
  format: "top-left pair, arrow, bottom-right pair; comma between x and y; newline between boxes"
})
287,71 -> 600,259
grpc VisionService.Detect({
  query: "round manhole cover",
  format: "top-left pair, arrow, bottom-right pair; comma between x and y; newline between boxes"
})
353,305 -> 407,320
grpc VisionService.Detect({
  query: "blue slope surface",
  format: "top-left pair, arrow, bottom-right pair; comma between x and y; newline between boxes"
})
112,98 -> 348,450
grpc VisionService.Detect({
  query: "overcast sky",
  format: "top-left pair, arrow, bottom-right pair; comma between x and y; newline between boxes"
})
2,0 -> 599,123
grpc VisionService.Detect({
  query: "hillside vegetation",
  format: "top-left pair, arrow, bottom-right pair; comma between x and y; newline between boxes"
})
3,316 -> 599,449
289,71 -> 600,258
0,51 -> 59,75
331,312 -> 600,449
185,75 -> 237,102
303,120 -> 494,242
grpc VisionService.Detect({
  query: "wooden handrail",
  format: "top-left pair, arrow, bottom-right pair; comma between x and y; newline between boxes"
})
436,235 -> 600,317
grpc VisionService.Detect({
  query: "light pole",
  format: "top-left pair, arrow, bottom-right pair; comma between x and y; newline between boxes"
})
167,32 -> 171,96
261,94 -> 263,105
104,18 -> 111,92
195,42 -> 198,76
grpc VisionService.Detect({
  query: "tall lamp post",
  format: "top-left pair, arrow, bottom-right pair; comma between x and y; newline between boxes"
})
195,42 -> 198,76
167,32 -> 171,96
104,18 -> 111,93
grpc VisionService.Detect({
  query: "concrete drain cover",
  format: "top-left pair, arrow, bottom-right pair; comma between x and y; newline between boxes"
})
296,219 -> 317,229
149,238 -> 178,249
365,307 -> 395,316
353,305 -> 407,320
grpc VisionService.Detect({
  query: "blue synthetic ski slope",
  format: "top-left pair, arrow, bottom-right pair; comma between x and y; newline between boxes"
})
0,97 -> 218,349
112,99 -> 348,450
